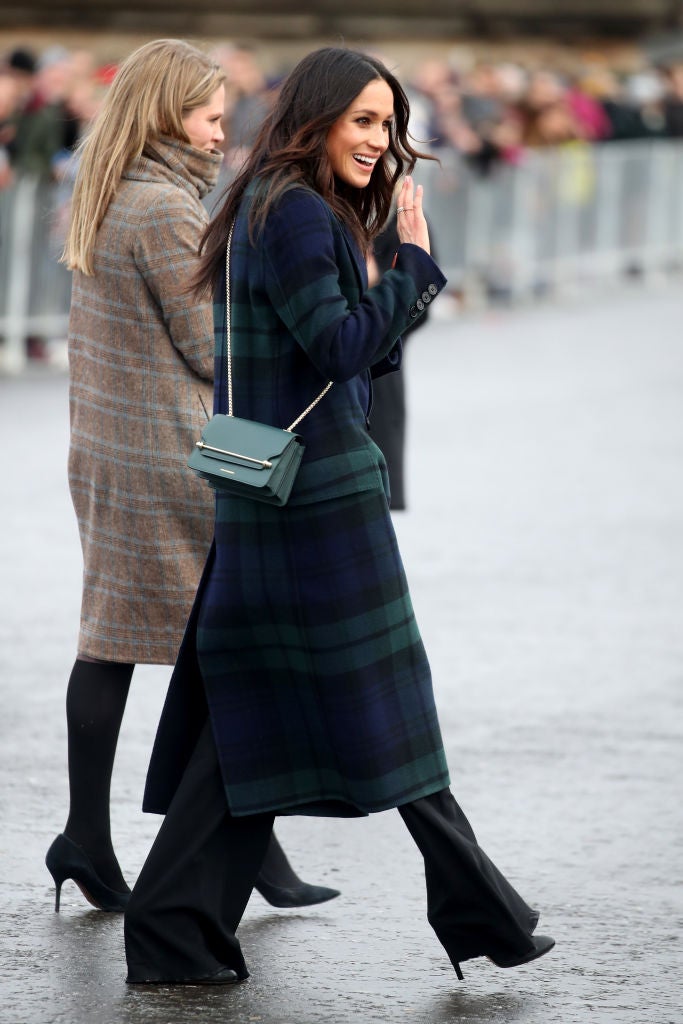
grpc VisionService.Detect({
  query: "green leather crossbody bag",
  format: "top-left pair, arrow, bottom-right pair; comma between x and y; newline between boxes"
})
188,224 -> 331,506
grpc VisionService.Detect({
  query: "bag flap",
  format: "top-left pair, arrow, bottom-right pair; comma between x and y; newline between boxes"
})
198,414 -> 301,468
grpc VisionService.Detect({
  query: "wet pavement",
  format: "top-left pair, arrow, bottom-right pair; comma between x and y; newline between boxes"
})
1,283 -> 682,1023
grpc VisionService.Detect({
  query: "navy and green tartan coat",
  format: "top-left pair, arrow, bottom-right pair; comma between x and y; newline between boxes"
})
142,184 -> 451,817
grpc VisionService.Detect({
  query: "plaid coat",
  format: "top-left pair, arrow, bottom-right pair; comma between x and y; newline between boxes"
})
143,184 -> 451,816
68,138 -> 223,664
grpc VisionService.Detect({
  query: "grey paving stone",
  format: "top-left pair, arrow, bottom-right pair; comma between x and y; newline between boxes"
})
1,285 -> 682,1023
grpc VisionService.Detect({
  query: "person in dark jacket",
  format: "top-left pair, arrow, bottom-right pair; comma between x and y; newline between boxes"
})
124,45 -> 555,989
368,209 -> 434,509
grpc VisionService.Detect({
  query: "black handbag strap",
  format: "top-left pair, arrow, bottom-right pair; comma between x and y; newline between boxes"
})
225,223 -> 332,432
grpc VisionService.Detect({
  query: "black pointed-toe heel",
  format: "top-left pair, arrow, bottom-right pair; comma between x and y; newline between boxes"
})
454,933 -> 554,981
45,834 -> 131,913
488,934 -> 555,970
253,876 -> 341,908
254,833 -> 341,908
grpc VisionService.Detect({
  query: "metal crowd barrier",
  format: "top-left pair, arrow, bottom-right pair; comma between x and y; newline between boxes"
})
0,175 -> 72,372
2,140 -> 683,373
416,139 -> 683,302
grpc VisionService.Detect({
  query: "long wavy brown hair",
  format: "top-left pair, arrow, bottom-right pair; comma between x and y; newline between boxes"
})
195,46 -> 434,295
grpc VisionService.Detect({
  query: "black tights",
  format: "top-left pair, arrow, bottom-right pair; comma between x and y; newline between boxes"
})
63,657 -> 310,897
64,658 -> 134,892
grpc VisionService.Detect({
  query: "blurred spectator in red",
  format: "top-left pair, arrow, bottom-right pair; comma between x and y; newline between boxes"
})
566,74 -> 612,141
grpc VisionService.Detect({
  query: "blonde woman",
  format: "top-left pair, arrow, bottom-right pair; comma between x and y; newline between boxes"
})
46,38 -> 339,914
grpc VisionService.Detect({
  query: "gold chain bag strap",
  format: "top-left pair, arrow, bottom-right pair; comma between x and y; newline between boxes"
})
188,223 -> 332,505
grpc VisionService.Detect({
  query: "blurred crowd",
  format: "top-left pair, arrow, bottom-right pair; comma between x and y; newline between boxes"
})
3,40 -> 683,190
2,38 -> 683,364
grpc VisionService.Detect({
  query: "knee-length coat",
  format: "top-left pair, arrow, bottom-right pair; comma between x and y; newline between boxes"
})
67,139 -> 222,664
143,183 -> 451,817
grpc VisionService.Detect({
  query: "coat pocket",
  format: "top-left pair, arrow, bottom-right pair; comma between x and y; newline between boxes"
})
287,443 -> 389,507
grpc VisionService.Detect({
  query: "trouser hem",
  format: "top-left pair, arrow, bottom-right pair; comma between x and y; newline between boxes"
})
125,963 -> 250,985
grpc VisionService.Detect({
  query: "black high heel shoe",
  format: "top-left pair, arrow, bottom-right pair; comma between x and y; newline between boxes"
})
454,934 -> 555,982
254,832 -> 341,908
253,875 -> 341,908
45,834 -> 131,913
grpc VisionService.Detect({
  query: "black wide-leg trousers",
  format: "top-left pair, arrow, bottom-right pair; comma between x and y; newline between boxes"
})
124,722 -> 536,982
124,722 -> 274,983
398,792 -> 537,969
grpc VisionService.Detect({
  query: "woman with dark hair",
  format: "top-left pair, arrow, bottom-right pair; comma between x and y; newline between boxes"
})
124,46 -> 554,988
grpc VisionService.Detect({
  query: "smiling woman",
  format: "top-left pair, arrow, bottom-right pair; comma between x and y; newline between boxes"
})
326,78 -> 394,187
122,45 -> 554,992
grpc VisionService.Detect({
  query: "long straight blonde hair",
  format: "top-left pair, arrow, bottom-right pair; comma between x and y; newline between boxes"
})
63,38 -> 224,275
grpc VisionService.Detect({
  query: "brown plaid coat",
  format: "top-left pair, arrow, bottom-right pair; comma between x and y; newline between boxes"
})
67,137 -> 223,664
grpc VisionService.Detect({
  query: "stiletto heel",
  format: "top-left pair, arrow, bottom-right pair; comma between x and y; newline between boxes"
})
47,851 -> 69,913
454,963 -> 464,981
45,834 -> 130,913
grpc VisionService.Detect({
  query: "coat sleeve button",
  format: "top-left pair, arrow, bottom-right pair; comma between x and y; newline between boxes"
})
416,298 -> 425,312
421,290 -> 431,303
409,305 -> 418,318
428,283 -> 438,296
